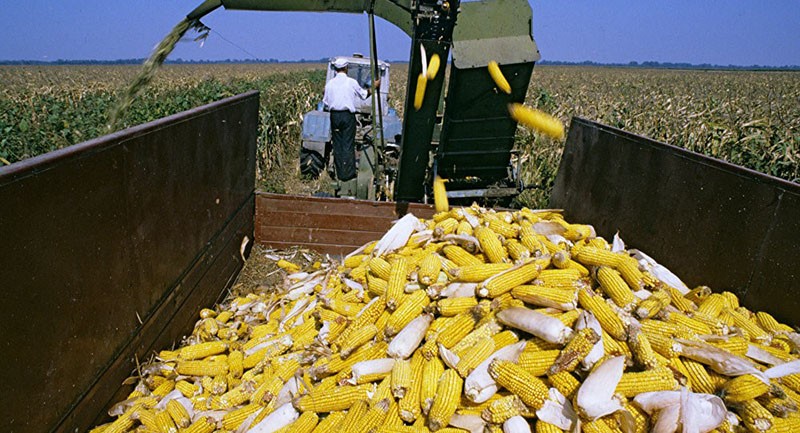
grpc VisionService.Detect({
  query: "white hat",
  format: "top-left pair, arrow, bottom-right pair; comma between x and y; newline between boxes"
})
332,58 -> 348,69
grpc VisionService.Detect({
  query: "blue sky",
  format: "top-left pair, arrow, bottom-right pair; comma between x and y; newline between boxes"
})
1,1 -> 798,66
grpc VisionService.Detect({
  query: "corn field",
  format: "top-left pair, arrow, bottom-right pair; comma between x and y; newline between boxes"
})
1,64 -> 797,207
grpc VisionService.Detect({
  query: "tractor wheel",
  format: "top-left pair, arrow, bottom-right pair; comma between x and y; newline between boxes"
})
300,148 -> 325,179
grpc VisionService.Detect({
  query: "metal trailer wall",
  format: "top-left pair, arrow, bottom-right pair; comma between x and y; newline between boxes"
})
551,117 -> 800,326
255,192 -> 435,255
0,92 -> 259,433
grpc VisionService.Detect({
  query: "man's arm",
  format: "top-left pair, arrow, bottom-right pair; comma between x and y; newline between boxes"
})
355,78 -> 381,100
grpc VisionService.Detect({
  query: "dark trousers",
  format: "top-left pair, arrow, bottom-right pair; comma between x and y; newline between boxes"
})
330,110 -> 357,181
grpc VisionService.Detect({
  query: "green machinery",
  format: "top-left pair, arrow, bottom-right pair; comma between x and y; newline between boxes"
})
187,0 -> 541,204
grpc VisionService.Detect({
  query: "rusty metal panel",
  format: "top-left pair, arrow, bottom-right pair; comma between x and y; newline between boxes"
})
0,91 -> 259,433
255,193 -> 435,255
551,117 -> 800,325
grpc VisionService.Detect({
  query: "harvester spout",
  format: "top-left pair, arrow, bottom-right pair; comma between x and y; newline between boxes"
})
187,0 -> 223,20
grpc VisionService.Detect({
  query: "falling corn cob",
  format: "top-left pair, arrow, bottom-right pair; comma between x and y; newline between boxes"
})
488,61 -> 512,94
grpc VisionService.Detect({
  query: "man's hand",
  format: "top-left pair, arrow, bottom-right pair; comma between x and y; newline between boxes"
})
373,78 -> 382,90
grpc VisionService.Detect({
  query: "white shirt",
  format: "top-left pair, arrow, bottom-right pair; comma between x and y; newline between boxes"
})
323,72 -> 369,113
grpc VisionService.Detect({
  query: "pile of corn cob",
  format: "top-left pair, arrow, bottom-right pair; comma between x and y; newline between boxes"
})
92,203 -> 800,433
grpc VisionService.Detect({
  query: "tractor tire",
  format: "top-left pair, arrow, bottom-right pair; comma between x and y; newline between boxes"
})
300,148 -> 325,179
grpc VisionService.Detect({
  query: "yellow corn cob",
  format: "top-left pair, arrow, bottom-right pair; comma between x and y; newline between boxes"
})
615,367 -> 678,397
487,217 -> 519,239
369,257 -> 392,280
573,246 -> 622,267
338,399 -> 369,432
479,261 -> 542,298
634,289 -> 671,319
755,311 -> 794,333
481,394 -> 525,424
295,384 -> 372,412
736,400 -> 774,433
487,60 -> 511,94
175,360 -> 228,377
450,263 -> 514,283
708,336 -> 749,356
722,374 -> 771,403
535,268 -> 583,288
451,321 -> 502,355
135,409 -> 160,433
623,402 -> 648,433
518,349 -> 560,376
683,286 -> 712,305
769,416 -> 800,433
344,254 -> 369,269
368,375 -> 391,404
399,353 -> 425,422
535,420 -> 565,433
414,73 -> 427,110
548,328 -> 600,375
209,374 -> 227,395
665,312 -> 711,335
181,416 -> 216,433
489,359 -> 549,409
757,394 -> 797,418
437,297 -> 478,316
597,266 -> 636,309
475,226 -> 508,264
335,297 -> 385,345
175,380 -> 199,397
428,369 -> 463,431
504,239 -> 530,263
225,350 -> 244,379
165,400 -> 191,429
728,308 -> 770,342
340,324 -> 378,358
151,379 -> 175,398
777,383 -> 800,407
277,259 -> 301,273
327,298 -> 364,317
443,245 -> 483,267
391,358 -> 413,399
718,310 -> 736,328
456,220 -> 474,236
524,336 -> 561,353
551,369 -> 595,405
213,384 -> 250,409
434,218 -> 459,238
427,53 -> 441,80
697,293 -> 727,318
613,257 -> 645,291
357,399 -> 391,432
755,342 -> 795,361
511,285 -> 578,310
680,358 -> 716,394
719,291 -> 739,309
577,287 -> 627,341
311,411 -> 346,433
274,411 -> 319,433
491,330 -> 520,351
365,277 -> 388,298
421,357 -> 445,414
340,289 -> 364,304
508,103 -> 564,140
436,312 -> 476,348
628,328 -> 660,370
386,290 -> 430,335
155,409 -> 177,433
418,253 -> 443,286
640,328 -> 681,359
456,338 -> 495,377
661,285 -> 696,313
